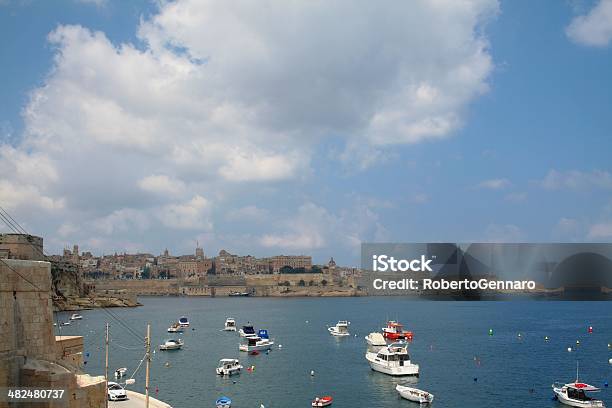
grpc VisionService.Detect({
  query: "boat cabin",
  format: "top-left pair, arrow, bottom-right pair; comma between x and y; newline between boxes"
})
242,325 -> 255,335
218,359 -> 239,369
567,383 -> 601,402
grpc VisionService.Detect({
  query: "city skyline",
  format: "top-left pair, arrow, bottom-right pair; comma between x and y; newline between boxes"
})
1,1 -> 612,266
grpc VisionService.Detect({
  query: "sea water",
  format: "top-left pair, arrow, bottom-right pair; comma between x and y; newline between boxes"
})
54,297 -> 612,407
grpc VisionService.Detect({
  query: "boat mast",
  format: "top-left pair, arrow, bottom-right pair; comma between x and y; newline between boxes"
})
145,323 -> 151,408
575,360 -> 579,382
105,322 -> 109,408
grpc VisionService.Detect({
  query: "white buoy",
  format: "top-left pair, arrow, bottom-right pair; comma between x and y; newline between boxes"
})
567,347 -> 572,352
310,370 -> 315,376
609,358 -> 612,364
278,344 -> 282,349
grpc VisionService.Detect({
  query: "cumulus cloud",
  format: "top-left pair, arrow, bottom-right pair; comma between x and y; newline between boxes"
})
0,0 -> 498,255
260,202 -> 388,252
566,0 -> 612,47
541,169 -> 612,190
138,175 -> 186,195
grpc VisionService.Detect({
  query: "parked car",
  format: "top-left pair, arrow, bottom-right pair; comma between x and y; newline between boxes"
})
107,382 -> 128,401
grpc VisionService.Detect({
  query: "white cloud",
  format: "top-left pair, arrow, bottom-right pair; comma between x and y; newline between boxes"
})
477,178 -> 510,190
587,221 -> 612,239
260,202 -> 388,252
138,174 -> 186,195
226,206 -> 269,222
541,169 -> 612,190
157,195 -> 212,230
0,1 -> 498,254
566,0 -> 612,47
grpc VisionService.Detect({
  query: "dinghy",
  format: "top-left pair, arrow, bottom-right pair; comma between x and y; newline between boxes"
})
216,396 -> 232,408
396,384 -> 434,404
311,396 -> 333,407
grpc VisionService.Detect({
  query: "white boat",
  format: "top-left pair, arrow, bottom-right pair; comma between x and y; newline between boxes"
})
178,316 -> 190,327
553,364 -> 605,407
159,338 -> 184,351
239,324 -> 256,337
365,332 -> 386,352
114,367 -> 127,378
61,322 -> 71,326
167,322 -> 184,333
396,384 -> 434,404
328,321 -> 350,336
239,336 -> 274,352
69,313 -> 83,320
216,358 -> 243,376
224,318 -> 237,331
365,342 -> 419,376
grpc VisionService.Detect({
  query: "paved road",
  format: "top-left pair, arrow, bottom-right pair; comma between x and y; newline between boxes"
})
109,390 -> 171,408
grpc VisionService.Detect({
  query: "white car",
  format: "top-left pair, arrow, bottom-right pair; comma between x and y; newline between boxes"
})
107,382 -> 128,401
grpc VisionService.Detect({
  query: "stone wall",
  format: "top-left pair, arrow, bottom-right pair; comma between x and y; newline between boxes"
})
0,258 -> 106,408
90,279 -> 180,295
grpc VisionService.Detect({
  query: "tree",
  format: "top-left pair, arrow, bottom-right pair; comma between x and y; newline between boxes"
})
308,280 -> 314,286
141,266 -> 151,279
311,265 -> 323,274
321,279 -> 328,286
279,265 -> 294,274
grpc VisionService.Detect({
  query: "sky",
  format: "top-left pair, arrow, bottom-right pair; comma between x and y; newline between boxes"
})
1,0 -> 611,265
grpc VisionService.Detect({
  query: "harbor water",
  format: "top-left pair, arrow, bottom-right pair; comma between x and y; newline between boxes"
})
55,297 -> 612,407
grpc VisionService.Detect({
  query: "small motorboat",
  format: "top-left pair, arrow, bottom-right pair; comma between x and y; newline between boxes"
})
70,313 -> 83,320
366,342 -> 419,376
61,322 -> 71,326
396,384 -> 434,404
178,316 -> 190,327
382,321 -> 413,340
229,291 -> 250,296
328,321 -> 350,336
239,323 -> 256,337
167,322 -> 184,333
311,396 -> 333,407
114,367 -> 127,378
216,359 -> 243,376
239,336 -> 274,352
159,338 -> 184,351
365,332 -> 387,352
553,363 -> 605,407
216,396 -> 232,408
224,318 -> 237,331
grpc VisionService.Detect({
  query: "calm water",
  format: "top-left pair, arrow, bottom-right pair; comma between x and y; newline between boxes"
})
54,298 -> 612,407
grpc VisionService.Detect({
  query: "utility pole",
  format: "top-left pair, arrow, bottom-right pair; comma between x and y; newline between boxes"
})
145,323 -> 151,408
105,322 -> 109,408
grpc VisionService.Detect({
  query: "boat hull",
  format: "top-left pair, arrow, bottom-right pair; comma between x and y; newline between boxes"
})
366,353 -> 419,376
239,342 -> 274,352
216,367 -> 241,376
396,385 -> 433,403
553,388 -> 605,407
328,327 -> 349,337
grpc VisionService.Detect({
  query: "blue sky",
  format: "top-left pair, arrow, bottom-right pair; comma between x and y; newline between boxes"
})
1,0 -> 611,265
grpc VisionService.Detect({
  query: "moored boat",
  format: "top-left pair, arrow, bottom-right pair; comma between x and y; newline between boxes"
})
167,322 -> 184,333
328,321 -> 350,337
365,342 -> 419,376
159,338 -> 184,351
311,396 -> 333,407
396,384 -> 434,404
216,359 -> 243,376
224,318 -> 237,331
239,336 -> 274,352
382,321 -> 413,340
178,316 -> 190,327
239,323 -> 256,337
552,363 -> 605,407
216,396 -> 232,408
114,367 -> 127,378
70,313 -> 83,320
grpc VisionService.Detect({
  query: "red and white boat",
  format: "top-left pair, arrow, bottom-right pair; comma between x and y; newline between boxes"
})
311,396 -> 333,407
382,321 -> 413,340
